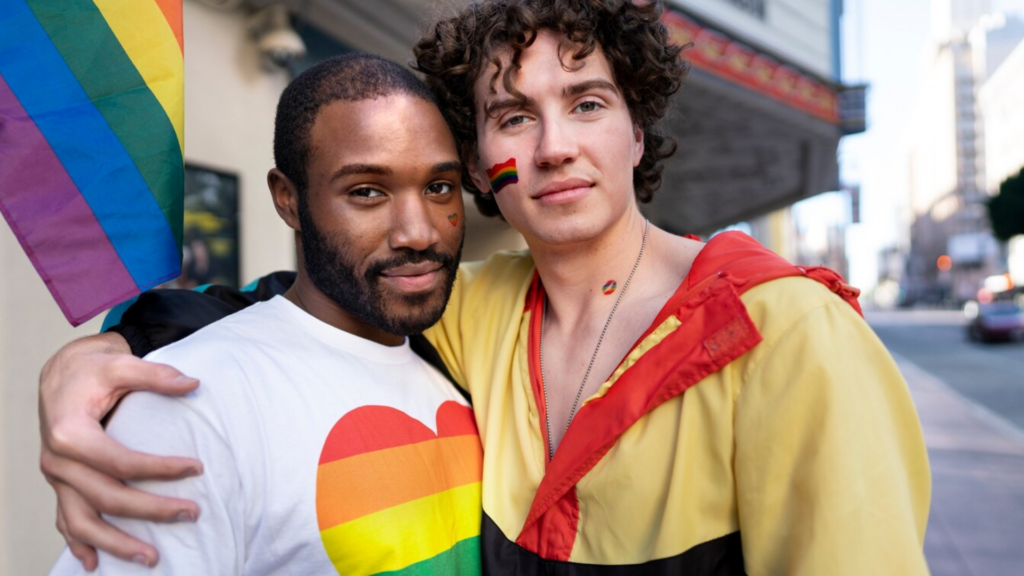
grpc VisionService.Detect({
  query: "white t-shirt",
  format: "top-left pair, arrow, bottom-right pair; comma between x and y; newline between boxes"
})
50,296 -> 483,576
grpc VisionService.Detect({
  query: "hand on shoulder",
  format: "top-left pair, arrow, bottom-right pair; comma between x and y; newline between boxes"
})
39,332 -> 203,569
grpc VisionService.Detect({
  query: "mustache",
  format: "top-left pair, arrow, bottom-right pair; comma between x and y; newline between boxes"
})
364,247 -> 458,279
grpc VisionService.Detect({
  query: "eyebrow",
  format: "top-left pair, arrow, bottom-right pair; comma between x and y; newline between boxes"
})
432,161 -> 463,174
483,79 -> 620,117
563,79 -> 619,98
330,161 -> 461,182
484,96 -> 532,118
331,163 -> 391,181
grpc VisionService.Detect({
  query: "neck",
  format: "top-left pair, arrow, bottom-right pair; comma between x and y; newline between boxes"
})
530,209 -> 649,328
284,270 -> 405,347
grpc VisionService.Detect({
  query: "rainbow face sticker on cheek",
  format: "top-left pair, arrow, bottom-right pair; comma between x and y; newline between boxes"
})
485,158 -> 519,193
447,213 -> 459,227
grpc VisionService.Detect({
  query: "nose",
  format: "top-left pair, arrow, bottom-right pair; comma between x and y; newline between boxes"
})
388,194 -> 441,252
534,116 -> 579,168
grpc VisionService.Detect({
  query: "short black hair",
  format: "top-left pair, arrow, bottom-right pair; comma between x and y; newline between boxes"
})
273,53 -> 439,193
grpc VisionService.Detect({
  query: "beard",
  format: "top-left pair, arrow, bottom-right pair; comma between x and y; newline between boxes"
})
297,200 -> 462,336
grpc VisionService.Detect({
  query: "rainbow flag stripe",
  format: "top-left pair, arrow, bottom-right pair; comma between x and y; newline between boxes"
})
486,158 -> 519,193
316,402 -> 483,576
0,0 -> 184,326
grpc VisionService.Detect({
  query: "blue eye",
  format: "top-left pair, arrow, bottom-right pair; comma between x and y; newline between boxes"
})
501,115 -> 529,128
574,101 -> 601,113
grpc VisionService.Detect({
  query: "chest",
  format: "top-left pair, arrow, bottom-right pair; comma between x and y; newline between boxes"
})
463,277 -> 764,564
227,364 -> 483,575
538,296 -> 667,454
478,337 -> 744,564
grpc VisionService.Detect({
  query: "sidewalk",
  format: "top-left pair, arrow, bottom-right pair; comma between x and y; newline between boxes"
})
896,355 -> 1024,576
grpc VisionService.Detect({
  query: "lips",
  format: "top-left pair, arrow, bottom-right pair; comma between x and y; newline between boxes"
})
532,178 -> 594,199
531,178 -> 594,206
379,261 -> 443,293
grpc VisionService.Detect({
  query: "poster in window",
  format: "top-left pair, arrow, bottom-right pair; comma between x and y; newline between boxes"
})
166,165 -> 240,289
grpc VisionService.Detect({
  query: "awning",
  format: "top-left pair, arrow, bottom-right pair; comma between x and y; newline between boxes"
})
644,11 -> 845,235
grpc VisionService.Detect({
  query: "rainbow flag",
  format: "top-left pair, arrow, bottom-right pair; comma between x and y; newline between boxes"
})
316,402 -> 483,575
0,0 -> 184,326
486,158 -> 519,193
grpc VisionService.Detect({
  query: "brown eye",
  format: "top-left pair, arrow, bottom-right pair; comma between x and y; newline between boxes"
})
350,187 -> 384,198
426,182 -> 454,195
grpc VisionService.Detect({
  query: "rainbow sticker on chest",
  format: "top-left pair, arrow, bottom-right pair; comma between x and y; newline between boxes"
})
485,158 -> 518,193
601,280 -> 617,295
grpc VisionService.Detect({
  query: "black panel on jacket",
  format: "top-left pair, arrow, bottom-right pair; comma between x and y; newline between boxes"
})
482,514 -> 746,576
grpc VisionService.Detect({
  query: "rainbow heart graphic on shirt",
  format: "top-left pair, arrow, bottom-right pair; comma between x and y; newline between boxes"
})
315,401 -> 483,575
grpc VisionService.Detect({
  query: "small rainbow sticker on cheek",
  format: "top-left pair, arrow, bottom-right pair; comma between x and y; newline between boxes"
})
447,213 -> 459,227
601,280 -> 617,295
486,158 -> 519,193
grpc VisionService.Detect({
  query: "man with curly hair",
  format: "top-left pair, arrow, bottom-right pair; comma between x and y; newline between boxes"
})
39,1 -> 930,574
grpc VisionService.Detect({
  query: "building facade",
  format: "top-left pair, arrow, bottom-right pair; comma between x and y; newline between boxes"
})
979,22 -> 1024,285
904,0 -> 1024,305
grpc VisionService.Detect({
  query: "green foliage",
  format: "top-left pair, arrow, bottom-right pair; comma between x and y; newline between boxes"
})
989,167 -> 1024,241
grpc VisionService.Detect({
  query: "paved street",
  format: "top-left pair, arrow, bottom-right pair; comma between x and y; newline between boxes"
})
866,309 -> 1024,576
870,310 -> 1024,429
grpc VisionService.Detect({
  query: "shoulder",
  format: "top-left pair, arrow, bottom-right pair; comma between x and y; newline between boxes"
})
450,250 -> 535,314
741,275 -> 859,344
687,231 -> 864,348
457,250 -> 535,291
733,274 -> 890,394
138,299 -> 292,420
146,298 -> 286,369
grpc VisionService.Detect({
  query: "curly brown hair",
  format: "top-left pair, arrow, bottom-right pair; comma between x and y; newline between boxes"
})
413,0 -> 689,218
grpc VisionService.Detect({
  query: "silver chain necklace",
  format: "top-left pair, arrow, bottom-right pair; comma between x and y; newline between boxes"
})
539,219 -> 650,460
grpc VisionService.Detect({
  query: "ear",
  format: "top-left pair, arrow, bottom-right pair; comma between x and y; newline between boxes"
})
464,144 -> 492,195
268,168 -> 301,231
632,125 -> 645,168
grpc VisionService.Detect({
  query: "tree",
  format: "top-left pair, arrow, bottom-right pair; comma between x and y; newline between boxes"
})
989,167 -> 1024,241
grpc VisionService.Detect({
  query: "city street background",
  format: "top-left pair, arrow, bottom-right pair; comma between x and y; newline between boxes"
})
868,310 -> 1024,575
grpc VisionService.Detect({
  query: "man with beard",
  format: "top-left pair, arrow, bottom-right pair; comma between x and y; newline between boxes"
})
47,54 -> 483,575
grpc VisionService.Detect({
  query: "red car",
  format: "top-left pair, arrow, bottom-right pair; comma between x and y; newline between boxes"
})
967,301 -> 1024,343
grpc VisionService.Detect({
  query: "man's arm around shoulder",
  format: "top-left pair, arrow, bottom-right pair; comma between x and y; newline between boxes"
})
49,383 -> 244,575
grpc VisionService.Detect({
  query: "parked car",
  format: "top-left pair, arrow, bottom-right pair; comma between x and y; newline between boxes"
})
966,301 -> 1024,343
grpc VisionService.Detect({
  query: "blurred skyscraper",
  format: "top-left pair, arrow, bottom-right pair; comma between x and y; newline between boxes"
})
978,16 -> 1024,286
904,0 -> 1024,305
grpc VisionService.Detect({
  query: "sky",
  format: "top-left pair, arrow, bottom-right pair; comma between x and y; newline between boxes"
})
836,0 -> 1024,293
838,0 -> 932,292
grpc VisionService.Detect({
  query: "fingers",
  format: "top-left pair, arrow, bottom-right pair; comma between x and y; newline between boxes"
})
44,449 -> 201,522
47,423 -> 203,482
58,506 -> 99,571
105,355 -> 199,397
56,482 -> 161,568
